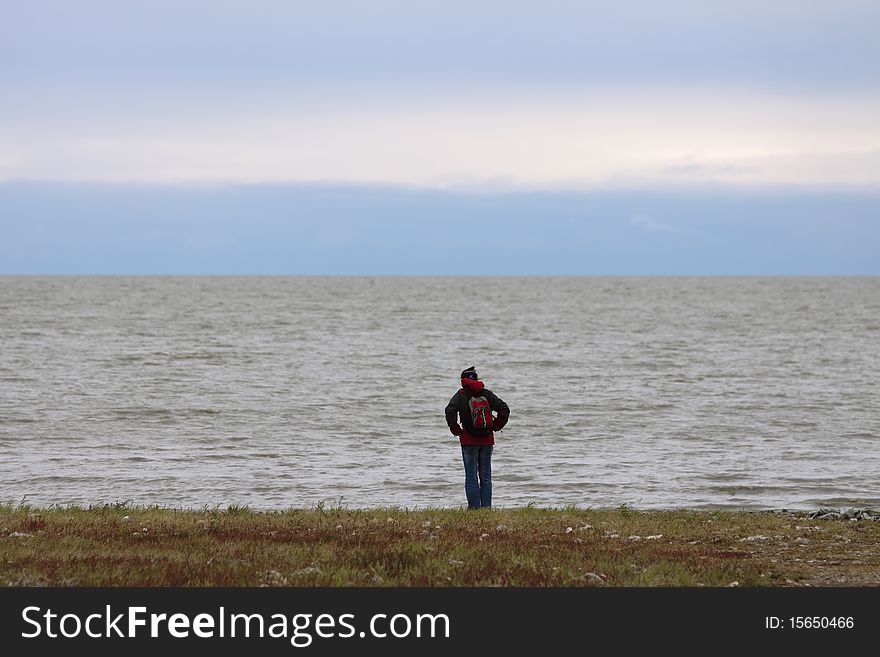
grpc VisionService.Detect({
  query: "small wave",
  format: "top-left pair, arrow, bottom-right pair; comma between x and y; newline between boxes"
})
695,472 -> 746,483
705,484 -> 793,495
0,376 -> 39,384
17,475 -> 96,484
173,352 -> 227,362
0,417 -> 38,424
109,407 -> 223,420
111,354 -> 148,363
804,495 -> 880,507
111,408 -> 174,419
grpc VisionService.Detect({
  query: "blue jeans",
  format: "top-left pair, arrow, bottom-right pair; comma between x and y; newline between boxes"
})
461,445 -> 493,509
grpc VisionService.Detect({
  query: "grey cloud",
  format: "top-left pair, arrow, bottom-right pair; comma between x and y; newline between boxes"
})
2,1 -> 878,93
631,214 -> 674,233
2,182 -> 878,275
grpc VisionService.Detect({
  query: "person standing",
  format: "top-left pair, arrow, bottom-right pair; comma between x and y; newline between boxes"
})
445,366 -> 510,509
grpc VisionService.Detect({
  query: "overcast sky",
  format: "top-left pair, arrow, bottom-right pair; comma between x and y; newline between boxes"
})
1,1 -> 879,273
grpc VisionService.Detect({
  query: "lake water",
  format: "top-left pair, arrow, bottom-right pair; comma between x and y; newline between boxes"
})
1,276 -> 878,511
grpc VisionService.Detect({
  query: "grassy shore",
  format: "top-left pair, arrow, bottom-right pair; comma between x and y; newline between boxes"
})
2,503 -> 878,587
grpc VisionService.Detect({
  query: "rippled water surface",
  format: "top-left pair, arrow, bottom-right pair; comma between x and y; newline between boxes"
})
1,276 -> 878,511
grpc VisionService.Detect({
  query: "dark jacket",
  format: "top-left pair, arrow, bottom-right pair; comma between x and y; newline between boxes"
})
445,379 -> 510,446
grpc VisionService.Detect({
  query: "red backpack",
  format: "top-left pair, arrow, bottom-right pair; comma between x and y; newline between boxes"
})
467,395 -> 494,437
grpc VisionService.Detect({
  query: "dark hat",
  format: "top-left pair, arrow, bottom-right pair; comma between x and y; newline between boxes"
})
461,366 -> 478,380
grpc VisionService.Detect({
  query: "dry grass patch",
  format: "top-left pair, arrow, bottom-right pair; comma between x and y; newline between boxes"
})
2,504 -> 878,587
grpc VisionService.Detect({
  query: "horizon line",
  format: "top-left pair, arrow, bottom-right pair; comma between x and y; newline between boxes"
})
3,273 -> 878,279
3,178 -> 880,197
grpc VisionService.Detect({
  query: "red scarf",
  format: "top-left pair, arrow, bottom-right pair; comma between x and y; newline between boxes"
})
461,378 -> 485,394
